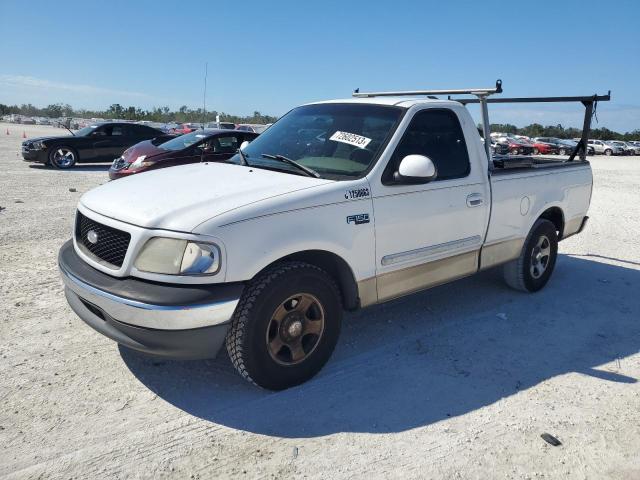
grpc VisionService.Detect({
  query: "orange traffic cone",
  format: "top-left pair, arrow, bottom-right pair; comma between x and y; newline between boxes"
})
22,131 -> 26,138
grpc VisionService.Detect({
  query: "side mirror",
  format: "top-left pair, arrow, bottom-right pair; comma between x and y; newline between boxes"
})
394,155 -> 437,184
240,141 -> 250,151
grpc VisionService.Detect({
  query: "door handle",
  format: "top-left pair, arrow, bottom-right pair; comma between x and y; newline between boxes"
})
466,193 -> 484,207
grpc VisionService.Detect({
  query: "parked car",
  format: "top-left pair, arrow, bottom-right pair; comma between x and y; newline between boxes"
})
560,139 -> 596,156
503,137 -> 534,155
532,137 -> 593,156
587,139 -> 624,156
109,129 -> 258,179
627,141 -> 640,154
172,123 -> 204,135
206,121 -> 236,130
59,93 -> 594,390
608,141 -> 635,156
529,139 -> 558,155
237,124 -> 270,134
21,122 -> 167,169
490,138 -> 510,155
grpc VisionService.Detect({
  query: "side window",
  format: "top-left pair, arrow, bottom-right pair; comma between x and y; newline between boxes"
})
102,125 -> 123,136
211,136 -> 239,154
384,109 -> 470,183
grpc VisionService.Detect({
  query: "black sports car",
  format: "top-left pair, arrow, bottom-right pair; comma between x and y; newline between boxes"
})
21,122 -> 168,169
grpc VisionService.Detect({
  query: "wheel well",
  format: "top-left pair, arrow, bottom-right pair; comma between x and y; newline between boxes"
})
264,250 -> 360,311
539,207 -> 565,238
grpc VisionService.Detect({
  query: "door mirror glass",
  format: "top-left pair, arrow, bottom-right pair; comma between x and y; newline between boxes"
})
394,155 -> 437,184
240,140 -> 250,151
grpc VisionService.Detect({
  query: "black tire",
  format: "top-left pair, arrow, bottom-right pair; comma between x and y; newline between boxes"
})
558,148 -> 567,156
532,148 -> 539,155
226,261 -> 342,390
604,149 -> 613,156
503,219 -> 558,292
48,146 -> 78,169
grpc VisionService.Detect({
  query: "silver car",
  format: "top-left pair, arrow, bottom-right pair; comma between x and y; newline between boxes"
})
609,141 -> 634,156
621,141 -> 640,155
587,139 -> 624,156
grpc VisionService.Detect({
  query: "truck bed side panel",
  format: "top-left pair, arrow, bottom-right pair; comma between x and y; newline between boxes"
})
481,164 -> 592,269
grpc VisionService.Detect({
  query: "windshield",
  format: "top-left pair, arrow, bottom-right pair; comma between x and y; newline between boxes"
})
159,130 -> 210,151
229,103 -> 403,179
74,125 -> 99,136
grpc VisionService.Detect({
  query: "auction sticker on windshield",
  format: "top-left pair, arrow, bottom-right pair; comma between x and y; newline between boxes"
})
330,131 -> 372,149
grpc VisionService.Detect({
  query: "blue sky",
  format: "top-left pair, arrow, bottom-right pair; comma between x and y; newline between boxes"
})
1,0 -> 639,132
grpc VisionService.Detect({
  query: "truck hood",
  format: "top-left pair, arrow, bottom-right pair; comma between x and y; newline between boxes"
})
80,162 -> 332,231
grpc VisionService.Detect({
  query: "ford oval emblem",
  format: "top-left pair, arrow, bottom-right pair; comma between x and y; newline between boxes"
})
87,230 -> 99,244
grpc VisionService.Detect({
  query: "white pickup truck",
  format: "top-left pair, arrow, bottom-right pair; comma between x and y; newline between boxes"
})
59,83 -> 604,390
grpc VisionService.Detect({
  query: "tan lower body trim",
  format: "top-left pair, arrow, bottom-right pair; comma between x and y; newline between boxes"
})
376,251 -> 479,303
356,276 -> 378,308
479,237 -> 524,270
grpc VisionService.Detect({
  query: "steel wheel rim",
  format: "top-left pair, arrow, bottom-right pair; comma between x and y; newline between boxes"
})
266,293 -> 325,366
53,148 -> 74,167
530,234 -> 551,279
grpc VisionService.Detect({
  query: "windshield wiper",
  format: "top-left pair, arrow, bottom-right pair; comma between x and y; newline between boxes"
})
261,153 -> 320,178
237,147 -> 250,166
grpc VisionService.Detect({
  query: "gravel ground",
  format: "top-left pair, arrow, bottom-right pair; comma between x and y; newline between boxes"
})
1,123 -> 639,479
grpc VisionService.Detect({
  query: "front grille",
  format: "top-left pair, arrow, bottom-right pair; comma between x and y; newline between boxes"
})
75,211 -> 131,268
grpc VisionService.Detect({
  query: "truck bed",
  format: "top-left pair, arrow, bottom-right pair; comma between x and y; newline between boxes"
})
492,155 -> 588,172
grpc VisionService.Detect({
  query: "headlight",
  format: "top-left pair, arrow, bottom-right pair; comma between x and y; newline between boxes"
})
134,237 -> 221,275
32,140 -> 47,150
131,155 -> 149,168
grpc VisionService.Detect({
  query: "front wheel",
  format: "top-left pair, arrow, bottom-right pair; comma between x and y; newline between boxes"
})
226,262 -> 342,390
604,149 -> 613,156
48,146 -> 77,169
503,219 -> 558,292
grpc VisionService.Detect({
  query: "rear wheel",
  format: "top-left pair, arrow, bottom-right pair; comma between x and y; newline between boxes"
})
503,219 -> 558,292
226,262 -> 342,390
48,146 -> 77,169
532,148 -> 539,155
558,148 -> 567,155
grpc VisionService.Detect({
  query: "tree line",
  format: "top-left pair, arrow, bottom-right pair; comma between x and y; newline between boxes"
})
0,102 -> 278,125
1,102 -> 637,139
487,123 -> 640,141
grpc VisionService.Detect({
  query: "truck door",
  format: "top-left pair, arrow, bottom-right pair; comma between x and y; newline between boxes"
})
370,107 -> 490,302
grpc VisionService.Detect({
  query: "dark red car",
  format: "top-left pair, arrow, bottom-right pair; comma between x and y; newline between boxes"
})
109,129 -> 258,179
503,138 -> 534,155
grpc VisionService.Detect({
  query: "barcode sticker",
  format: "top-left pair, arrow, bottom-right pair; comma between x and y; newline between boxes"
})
329,131 -> 372,149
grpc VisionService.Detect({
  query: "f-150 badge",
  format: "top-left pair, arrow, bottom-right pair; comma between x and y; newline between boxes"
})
346,214 -> 370,225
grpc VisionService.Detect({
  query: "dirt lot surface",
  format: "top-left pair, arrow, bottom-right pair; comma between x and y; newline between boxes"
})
1,123 -> 639,479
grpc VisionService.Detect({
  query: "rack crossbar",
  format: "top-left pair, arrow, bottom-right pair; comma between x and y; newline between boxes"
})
352,80 -> 503,98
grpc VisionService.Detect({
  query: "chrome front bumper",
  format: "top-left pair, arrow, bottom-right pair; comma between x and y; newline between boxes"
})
60,262 -> 239,330
58,239 -> 243,359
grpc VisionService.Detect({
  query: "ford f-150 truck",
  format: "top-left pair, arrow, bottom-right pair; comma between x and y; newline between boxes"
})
58,82 -> 609,390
